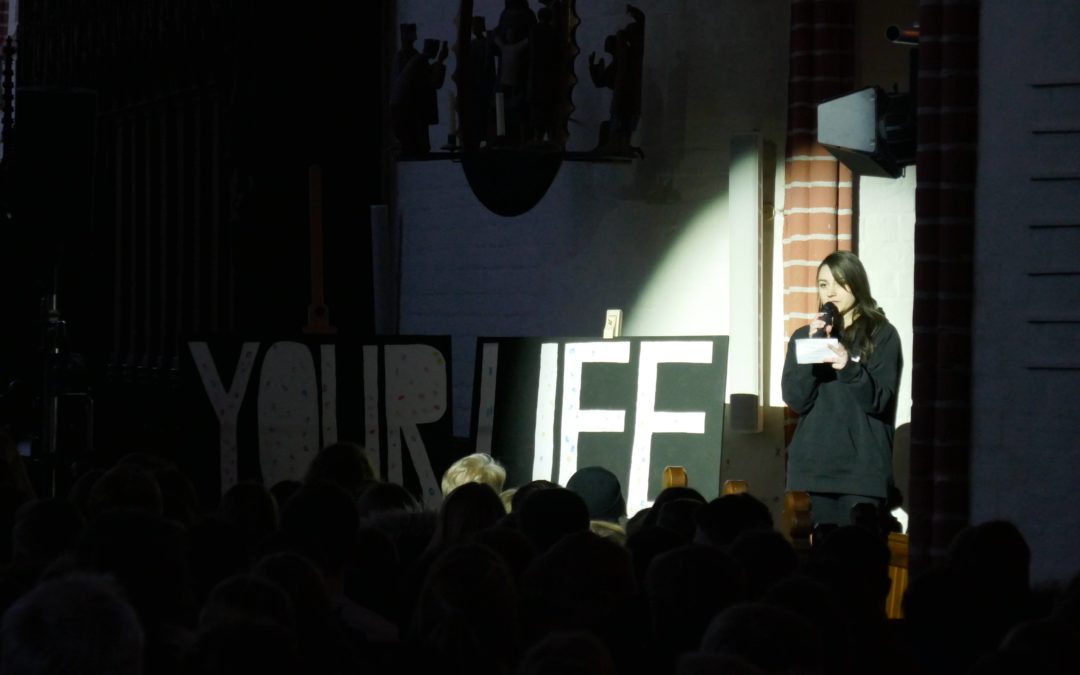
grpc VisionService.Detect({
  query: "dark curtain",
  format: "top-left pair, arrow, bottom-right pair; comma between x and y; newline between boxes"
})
908,0 -> 980,570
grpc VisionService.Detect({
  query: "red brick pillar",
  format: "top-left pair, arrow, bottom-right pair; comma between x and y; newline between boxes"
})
782,0 -> 856,445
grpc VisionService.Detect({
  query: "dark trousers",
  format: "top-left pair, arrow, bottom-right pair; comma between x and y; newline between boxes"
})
808,492 -> 883,527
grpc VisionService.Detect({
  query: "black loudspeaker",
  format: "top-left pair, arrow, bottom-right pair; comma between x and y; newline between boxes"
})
817,86 -> 915,179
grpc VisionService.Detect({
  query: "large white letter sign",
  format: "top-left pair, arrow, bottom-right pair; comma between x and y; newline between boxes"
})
474,342 -> 501,456
257,342 -> 321,489
532,342 -> 559,481
559,341 -> 631,485
362,345 -> 381,477
189,341 -> 260,492
385,344 -> 447,508
320,344 -> 339,447
627,341 -> 712,511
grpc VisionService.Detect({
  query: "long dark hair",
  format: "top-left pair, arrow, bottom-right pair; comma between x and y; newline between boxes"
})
818,251 -> 887,361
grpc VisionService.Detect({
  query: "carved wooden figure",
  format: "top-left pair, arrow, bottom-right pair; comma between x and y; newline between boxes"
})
391,36 -> 449,155
589,4 -> 645,156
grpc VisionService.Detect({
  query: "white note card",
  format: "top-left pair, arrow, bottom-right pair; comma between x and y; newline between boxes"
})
795,338 -> 839,364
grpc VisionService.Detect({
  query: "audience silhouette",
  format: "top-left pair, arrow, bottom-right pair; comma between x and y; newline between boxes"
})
0,438 -> 1072,675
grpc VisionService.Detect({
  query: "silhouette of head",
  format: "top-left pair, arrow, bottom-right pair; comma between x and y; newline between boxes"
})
646,544 -> 747,659
729,529 -> 799,599
199,574 -> 295,632
693,493 -> 773,548
0,574 -> 143,675
566,466 -> 625,523
12,497 -> 84,564
431,481 -> 505,551
304,442 -> 375,499
472,16 -> 487,37
278,482 -> 359,576
355,481 -> 419,520
517,631 -> 617,675
516,487 -> 590,554
218,481 -> 279,551
85,463 -> 163,520
522,531 -> 635,637
641,486 -> 706,531
413,543 -> 518,674
700,603 -> 822,673
511,479 -> 559,513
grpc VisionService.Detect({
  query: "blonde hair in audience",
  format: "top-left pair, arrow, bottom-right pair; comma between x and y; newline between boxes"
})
589,519 -> 627,546
499,487 -> 517,513
440,452 -> 507,496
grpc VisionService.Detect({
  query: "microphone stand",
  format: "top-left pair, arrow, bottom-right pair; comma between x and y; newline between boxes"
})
40,290 -> 92,498
41,292 -> 65,498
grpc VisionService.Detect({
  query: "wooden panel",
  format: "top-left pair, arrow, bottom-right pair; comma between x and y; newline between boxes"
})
885,532 -> 909,619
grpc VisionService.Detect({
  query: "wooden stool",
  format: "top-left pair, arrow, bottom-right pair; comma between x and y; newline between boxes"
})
662,466 -> 688,488
722,479 -> 749,495
885,532 -> 909,619
781,490 -> 813,557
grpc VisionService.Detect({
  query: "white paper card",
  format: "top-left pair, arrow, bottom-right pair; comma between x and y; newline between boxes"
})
795,338 -> 839,364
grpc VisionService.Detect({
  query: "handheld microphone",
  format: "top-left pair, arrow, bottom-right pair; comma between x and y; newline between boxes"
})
815,302 -> 839,338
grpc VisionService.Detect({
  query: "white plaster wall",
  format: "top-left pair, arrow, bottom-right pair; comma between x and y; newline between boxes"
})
859,171 -> 916,499
396,1 -> 788,400
973,0 -> 1080,584
858,172 -> 915,430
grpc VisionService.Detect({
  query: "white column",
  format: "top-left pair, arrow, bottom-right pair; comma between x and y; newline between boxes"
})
727,133 -> 764,432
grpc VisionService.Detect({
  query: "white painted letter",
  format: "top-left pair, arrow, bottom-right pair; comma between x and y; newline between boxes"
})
257,342 -> 320,488
320,344 -> 338,447
559,341 -> 631,485
474,342 -> 500,455
363,345 -> 381,477
533,342 -> 559,481
189,341 -> 260,493
385,344 -> 448,507
627,341 -> 712,512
